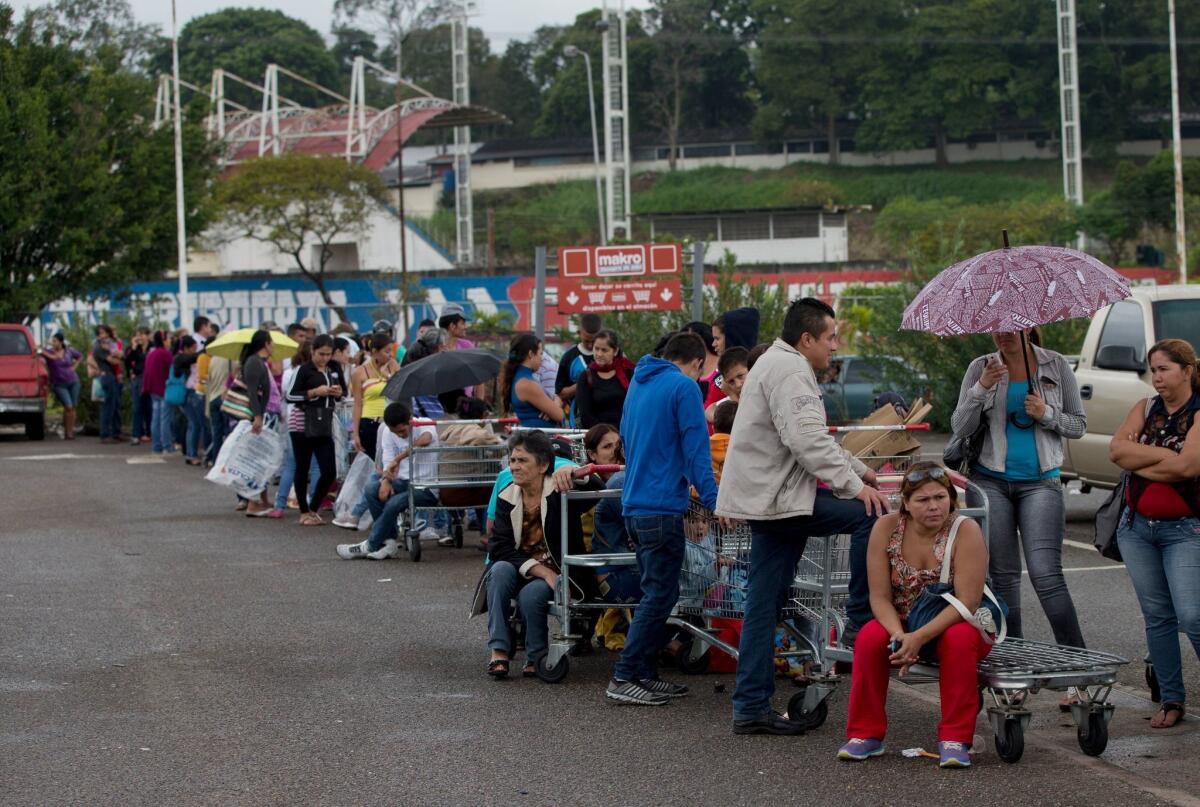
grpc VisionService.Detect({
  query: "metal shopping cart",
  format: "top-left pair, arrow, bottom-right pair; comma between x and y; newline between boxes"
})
795,458 -> 1129,763
403,420 -> 510,562
509,426 -> 590,464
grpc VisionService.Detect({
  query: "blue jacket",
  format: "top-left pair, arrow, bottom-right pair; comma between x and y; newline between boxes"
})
620,356 -> 719,515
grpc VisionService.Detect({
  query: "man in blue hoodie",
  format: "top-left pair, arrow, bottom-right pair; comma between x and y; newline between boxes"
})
606,332 -> 719,706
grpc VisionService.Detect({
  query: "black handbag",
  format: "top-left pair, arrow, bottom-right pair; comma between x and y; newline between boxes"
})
1093,473 -> 1128,562
943,418 -> 988,473
304,405 -> 333,438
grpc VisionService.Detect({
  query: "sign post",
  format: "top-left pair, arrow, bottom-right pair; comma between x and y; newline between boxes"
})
691,242 -> 705,322
534,245 -> 547,339
555,243 -> 684,315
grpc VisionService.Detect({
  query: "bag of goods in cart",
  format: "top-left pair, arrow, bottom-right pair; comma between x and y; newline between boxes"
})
205,420 -> 285,498
333,452 -> 376,529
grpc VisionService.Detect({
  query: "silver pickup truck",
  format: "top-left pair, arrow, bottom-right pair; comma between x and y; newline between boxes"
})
1062,284 -> 1200,491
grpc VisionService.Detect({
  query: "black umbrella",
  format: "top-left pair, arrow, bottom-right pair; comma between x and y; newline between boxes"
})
382,348 -> 503,402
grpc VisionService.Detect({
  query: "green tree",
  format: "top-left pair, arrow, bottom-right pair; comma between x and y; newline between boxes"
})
752,0 -> 899,164
0,9 -> 216,323
23,0 -> 160,71
856,0 -> 1013,166
151,9 -> 341,108
215,154 -> 389,321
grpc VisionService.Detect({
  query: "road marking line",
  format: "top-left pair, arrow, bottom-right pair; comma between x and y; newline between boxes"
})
1064,539 -> 1099,551
126,457 -> 166,465
1024,565 -> 1125,573
5,453 -> 108,461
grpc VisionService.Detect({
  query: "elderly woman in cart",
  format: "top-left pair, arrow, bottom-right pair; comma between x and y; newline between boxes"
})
484,430 -> 601,679
839,461 -> 990,769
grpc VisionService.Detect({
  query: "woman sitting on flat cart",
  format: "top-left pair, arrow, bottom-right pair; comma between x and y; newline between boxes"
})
484,430 -> 601,679
838,462 -> 990,769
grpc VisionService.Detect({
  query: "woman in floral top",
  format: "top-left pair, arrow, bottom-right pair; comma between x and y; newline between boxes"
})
838,462 -> 989,769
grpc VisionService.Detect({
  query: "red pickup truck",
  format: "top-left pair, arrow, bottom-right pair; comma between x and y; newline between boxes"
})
0,324 -> 48,440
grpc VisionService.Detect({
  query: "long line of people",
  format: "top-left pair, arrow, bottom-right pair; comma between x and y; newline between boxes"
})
38,299 -> 1199,763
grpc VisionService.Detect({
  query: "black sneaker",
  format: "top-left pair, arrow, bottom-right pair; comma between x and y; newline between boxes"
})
638,678 -> 689,698
733,711 -> 806,736
605,679 -> 669,706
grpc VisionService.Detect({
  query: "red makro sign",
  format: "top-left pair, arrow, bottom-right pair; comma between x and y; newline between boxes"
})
558,243 -> 682,278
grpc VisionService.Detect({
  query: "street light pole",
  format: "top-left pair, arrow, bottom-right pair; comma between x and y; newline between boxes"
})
565,46 -> 606,246
170,0 -> 190,329
1169,0 -> 1188,283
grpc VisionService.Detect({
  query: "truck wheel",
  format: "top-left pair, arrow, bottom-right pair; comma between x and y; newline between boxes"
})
25,415 -> 45,441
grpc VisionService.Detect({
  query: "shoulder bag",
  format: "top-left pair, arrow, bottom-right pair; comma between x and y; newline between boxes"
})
221,378 -> 254,421
904,515 -> 1008,658
1093,397 -> 1156,562
164,365 -> 188,406
303,369 -> 334,438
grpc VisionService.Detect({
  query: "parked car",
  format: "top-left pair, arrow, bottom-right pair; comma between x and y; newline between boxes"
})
0,324 -> 48,440
819,354 -> 925,424
1062,284 -> 1200,490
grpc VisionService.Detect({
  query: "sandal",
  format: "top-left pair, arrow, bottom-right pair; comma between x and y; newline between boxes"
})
299,513 -> 324,526
522,663 -> 536,678
1058,687 -> 1083,712
487,659 -> 510,679
1151,702 -> 1186,728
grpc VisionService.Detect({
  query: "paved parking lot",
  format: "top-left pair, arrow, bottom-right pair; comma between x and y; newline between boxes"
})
1,433 -> 1198,806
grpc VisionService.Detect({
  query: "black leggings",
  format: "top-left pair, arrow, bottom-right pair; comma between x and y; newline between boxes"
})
358,419 -> 381,464
291,433 -> 336,514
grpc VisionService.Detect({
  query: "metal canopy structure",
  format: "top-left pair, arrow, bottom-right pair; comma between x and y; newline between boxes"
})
601,0 -> 633,242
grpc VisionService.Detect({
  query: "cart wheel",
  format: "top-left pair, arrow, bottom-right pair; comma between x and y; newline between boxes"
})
1077,711 -> 1109,757
677,640 -> 710,675
1145,663 -> 1161,704
535,652 -> 569,684
787,689 -> 829,730
453,524 -> 464,548
994,719 -> 1025,764
407,531 -> 422,562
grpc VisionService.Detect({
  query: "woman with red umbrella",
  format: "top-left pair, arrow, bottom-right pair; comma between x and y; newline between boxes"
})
949,327 -> 1088,660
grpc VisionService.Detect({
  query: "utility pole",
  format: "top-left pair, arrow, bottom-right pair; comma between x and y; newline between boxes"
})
1169,0 -> 1188,282
395,30 -> 411,340
170,0 -> 190,329
1055,0 -> 1084,248
600,0 -> 632,242
451,1 -> 476,264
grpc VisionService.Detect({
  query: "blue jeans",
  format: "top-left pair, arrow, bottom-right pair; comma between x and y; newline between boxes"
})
364,477 -> 437,551
150,395 -> 172,453
182,391 -> 204,460
52,379 -> 81,409
98,374 -> 120,438
613,514 -> 687,683
732,489 -> 876,722
971,474 -> 1084,647
1118,512 -> 1200,704
486,560 -> 553,659
208,398 -> 229,461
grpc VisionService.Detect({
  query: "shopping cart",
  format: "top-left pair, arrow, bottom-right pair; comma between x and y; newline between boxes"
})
508,426 -> 590,464
796,458 -> 1129,762
404,437 -> 508,562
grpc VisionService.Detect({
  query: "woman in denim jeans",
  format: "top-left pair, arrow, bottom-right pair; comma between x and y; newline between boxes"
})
951,329 -> 1087,661
1110,338 -> 1200,729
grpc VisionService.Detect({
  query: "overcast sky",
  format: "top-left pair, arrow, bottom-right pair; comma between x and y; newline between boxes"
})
14,1 -> 650,52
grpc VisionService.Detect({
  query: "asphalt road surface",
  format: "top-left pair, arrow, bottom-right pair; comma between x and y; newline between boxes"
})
2,432 -> 1198,807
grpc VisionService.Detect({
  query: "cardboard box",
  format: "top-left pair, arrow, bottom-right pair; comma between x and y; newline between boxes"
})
841,398 -> 931,470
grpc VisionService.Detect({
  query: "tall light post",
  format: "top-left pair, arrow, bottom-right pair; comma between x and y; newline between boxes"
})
170,0 -> 190,329
1169,0 -> 1188,283
564,45 -> 606,246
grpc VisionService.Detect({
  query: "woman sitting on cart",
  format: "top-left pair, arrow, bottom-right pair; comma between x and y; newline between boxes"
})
499,333 -> 565,428
839,461 -> 989,769
485,429 -> 601,679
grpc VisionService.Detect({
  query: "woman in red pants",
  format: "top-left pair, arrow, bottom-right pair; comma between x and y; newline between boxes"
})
838,462 -> 990,768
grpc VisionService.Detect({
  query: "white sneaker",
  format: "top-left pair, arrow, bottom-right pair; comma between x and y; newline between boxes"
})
332,515 -> 360,530
336,540 -> 370,560
419,527 -> 440,543
367,539 -> 400,560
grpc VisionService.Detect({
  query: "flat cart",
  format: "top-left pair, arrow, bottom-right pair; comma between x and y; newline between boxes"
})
793,461 -> 1128,762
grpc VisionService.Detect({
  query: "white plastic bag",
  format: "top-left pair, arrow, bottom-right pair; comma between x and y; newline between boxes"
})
334,452 -> 376,526
333,413 -> 349,480
206,419 -> 285,498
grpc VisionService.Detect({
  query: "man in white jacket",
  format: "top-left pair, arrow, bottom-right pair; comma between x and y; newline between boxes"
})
717,298 -> 892,735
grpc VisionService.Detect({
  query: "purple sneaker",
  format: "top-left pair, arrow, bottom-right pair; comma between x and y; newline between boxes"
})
837,738 -> 884,761
938,741 -> 971,768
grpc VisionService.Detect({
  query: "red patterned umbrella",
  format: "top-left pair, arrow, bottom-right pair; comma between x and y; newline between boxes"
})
902,240 -> 1129,336
901,231 -> 1131,387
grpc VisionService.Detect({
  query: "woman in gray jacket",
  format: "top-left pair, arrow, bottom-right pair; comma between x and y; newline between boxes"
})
950,328 -> 1087,651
